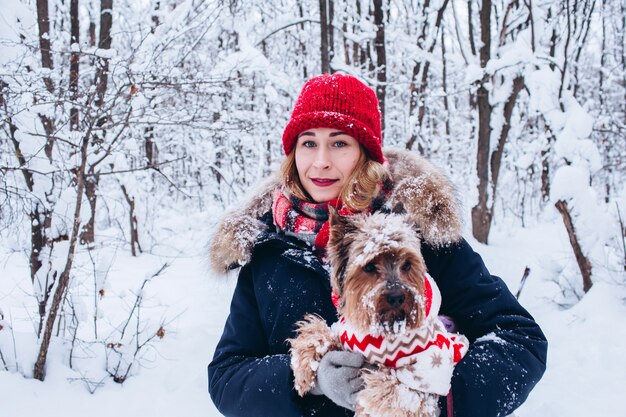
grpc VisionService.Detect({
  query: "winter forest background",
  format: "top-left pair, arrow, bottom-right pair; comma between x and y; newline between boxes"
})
1,0 -> 625,416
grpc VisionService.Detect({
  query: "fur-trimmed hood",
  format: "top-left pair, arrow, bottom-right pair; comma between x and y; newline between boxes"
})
208,148 -> 462,274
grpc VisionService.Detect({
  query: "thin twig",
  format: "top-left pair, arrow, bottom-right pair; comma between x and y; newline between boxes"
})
616,202 -> 626,271
68,373 -> 108,394
119,263 -> 169,340
0,310 -> 8,371
97,157 -> 185,176
515,267 -> 531,299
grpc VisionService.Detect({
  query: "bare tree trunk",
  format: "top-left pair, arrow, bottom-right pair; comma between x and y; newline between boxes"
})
467,0 -> 477,145
298,2 -> 309,78
406,0 -> 431,153
328,0 -> 335,69
89,13 -> 97,47
33,124 -> 93,381
600,2 -> 609,202
319,0 -> 331,73
599,1 -> 606,108
82,0 -> 114,245
80,173 -> 98,244
548,6 -> 557,71
5,83 -> 59,335
622,0 -> 626,123
528,0 -> 536,51
36,0 -> 55,94
355,0 -> 367,67
373,0 -> 386,130
367,3 -> 376,71
467,0 -> 477,56
95,0 -> 113,107
69,0 -> 80,130
36,0 -> 56,159
558,0 -> 572,111
151,0 -> 160,32
571,0 -> 596,99
121,185 -> 142,257
472,85 -> 493,243
541,136 -> 553,202
489,76 -> 525,215
144,127 -> 158,166
406,0 -> 449,151
555,200 -> 593,293
342,11 -> 350,66
441,28 -> 450,137
33,0 -> 60,300
80,178 -> 97,245
144,1 -> 160,169
471,0 -> 493,244
5,75 -> 58,339
12,144 -> 48,290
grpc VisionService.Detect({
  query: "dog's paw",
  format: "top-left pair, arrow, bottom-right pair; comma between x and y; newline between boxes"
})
288,314 -> 339,396
357,368 -> 400,417
358,367 -> 440,417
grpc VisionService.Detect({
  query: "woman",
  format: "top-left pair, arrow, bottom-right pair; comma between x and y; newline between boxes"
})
207,73 -> 547,417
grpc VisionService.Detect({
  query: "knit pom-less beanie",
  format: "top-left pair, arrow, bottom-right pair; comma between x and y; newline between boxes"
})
282,73 -> 384,163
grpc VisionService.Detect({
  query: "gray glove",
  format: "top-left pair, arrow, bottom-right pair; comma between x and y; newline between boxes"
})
310,350 -> 364,410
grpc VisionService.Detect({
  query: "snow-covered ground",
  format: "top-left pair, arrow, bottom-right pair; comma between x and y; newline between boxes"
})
1,210 -> 624,417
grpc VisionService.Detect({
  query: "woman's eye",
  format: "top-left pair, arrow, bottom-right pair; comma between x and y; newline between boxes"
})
363,263 -> 377,274
401,261 -> 411,272
302,141 -> 316,148
333,140 -> 347,148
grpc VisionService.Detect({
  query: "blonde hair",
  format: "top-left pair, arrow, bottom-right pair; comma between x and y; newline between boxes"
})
280,148 -> 388,212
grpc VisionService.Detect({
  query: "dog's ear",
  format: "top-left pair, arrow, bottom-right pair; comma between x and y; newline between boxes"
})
327,207 -> 359,301
328,206 -> 358,246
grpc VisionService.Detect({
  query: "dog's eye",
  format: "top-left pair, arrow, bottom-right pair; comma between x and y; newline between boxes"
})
401,261 -> 411,272
363,263 -> 377,274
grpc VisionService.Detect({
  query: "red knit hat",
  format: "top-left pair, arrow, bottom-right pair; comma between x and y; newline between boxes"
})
282,73 -> 384,163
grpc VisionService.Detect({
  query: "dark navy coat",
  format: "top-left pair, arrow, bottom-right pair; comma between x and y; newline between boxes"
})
208,224 -> 547,417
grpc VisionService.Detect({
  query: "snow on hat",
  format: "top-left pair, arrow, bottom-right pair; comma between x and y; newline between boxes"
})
282,73 -> 384,163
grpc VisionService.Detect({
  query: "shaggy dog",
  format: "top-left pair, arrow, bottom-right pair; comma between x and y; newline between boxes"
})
289,210 -> 469,417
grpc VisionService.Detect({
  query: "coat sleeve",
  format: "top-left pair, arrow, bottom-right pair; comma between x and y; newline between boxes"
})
424,239 -> 548,417
207,246 -> 345,417
208,263 -> 309,417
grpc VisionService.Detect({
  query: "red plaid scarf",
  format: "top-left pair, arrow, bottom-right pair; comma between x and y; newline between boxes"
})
272,179 -> 392,257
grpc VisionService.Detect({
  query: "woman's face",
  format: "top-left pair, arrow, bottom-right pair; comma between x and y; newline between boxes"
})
294,128 -> 362,203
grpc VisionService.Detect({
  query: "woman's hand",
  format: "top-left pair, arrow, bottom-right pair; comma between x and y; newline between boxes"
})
310,350 -> 365,410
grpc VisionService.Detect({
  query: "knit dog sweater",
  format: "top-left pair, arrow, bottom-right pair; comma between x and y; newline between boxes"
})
331,274 -> 469,396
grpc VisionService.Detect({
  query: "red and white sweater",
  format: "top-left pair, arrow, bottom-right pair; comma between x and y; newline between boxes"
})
331,274 -> 469,396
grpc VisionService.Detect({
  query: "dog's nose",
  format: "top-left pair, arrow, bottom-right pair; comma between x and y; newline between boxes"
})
385,289 -> 405,307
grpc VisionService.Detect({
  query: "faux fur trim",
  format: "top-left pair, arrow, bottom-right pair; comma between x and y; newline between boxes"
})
208,172 -> 281,273
207,149 -> 462,273
384,149 -> 462,247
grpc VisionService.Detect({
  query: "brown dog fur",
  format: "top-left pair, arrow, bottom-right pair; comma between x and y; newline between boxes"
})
327,210 -> 427,333
289,210 -> 447,417
358,367 -> 440,417
288,314 -> 341,396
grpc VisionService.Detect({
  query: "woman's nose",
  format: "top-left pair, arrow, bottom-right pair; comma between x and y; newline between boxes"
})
312,148 -> 331,169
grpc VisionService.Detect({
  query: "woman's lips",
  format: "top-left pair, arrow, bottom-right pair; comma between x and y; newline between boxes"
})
311,178 -> 338,187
